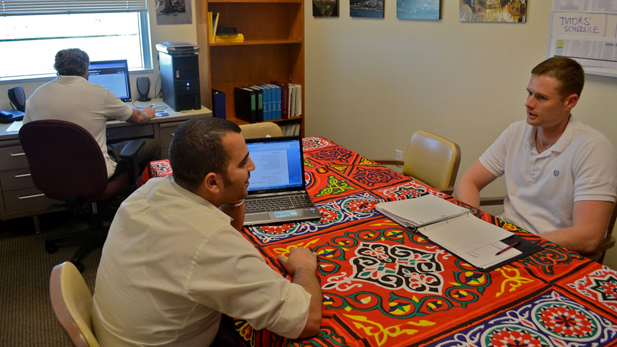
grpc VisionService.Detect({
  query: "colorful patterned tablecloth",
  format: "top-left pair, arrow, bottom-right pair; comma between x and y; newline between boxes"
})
145,137 -> 617,347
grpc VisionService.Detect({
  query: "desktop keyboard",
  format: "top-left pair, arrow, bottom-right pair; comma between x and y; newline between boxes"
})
245,194 -> 314,213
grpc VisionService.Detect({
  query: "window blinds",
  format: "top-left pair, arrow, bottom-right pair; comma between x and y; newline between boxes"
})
0,0 -> 148,16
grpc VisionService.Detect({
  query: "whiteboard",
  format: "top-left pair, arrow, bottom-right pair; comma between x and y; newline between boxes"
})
549,0 -> 617,77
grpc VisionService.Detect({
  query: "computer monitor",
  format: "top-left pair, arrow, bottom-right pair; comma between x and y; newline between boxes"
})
88,60 -> 132,102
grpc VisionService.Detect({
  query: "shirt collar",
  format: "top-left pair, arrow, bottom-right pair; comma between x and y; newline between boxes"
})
525,115 -> 576,154
168,177 -> 232,223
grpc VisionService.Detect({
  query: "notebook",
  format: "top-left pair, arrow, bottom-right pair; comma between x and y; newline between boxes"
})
243,136 -> 321,225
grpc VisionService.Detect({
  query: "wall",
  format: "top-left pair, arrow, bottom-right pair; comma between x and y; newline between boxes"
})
304,1 -> 617,267
0,0 -> 198,110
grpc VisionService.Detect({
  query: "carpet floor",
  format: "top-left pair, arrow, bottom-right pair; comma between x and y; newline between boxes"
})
0,212 -> 102,346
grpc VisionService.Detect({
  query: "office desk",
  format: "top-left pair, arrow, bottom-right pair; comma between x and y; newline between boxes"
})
146,137 -> 617,346
0,99 -> 211,224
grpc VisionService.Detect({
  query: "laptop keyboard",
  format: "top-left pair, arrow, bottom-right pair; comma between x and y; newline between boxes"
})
245,194 -> 314,213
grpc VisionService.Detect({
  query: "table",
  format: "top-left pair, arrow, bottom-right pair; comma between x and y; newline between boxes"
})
145,137 -> 617,346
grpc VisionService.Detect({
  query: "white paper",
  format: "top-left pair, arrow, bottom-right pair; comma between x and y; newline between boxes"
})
6,121 -> 23,133
376,194 -> 522,269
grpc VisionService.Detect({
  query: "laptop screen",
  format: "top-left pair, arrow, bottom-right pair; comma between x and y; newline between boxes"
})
88,60 -> 132,102
246,137 -> 305,193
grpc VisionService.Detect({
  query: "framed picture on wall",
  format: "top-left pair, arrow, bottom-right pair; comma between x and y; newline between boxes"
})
313,0 -> 339,17
397,0 -> 441,20
459,0 -> 527,23
350,0 -> 384,18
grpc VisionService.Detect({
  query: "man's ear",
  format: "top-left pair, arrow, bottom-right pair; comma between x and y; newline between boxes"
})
203,172 -> 222,194
565,93 -> 579,111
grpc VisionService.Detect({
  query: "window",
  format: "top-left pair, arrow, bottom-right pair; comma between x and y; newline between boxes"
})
0,1 -> 151,81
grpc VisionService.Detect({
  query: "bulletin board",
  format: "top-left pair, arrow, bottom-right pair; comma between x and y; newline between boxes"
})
549,0 -> 617,77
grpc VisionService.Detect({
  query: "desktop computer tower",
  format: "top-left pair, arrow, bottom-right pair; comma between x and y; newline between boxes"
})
159,52 -> 201,111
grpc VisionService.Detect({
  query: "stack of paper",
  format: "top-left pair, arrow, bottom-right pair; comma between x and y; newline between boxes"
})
376,194 -> 521,270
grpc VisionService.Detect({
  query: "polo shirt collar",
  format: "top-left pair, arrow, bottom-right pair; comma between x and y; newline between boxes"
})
525,115 -> 577,154
56,75 -> 87,84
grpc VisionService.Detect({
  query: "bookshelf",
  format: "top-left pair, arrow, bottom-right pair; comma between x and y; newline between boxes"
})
196,0 -> 305,136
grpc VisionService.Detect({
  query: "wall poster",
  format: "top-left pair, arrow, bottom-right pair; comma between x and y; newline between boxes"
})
459,0 -> 527,23
549,0 -> 617,77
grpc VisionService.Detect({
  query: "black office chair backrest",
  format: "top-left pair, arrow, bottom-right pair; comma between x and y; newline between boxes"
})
19,120 -> 109,200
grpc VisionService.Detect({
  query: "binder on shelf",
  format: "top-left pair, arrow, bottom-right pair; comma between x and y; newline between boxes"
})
290,84 -> 302,117
208,12 -> 220,43
259,84 -> 273,120
234,87 -> 257,123
272,81 -> 289,119
212,89 -> 226,119
245,86 -> 264,122
375,194 -> 541,271
268,84 -> 281,120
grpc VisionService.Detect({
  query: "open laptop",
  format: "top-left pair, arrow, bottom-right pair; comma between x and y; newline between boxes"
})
244,136 -> 321,226
88,60 -> 132,102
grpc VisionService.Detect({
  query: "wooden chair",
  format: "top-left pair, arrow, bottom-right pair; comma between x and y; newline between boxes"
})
373,130 -> 461,194
50,262 -> 100,347
480,198 -> 617,263
239,122 -> 283,139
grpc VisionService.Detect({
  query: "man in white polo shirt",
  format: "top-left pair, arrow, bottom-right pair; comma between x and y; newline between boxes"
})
455,56 -> 617,256
24,48 -> 158,178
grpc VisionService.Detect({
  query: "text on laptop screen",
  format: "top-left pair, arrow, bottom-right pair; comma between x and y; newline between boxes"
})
88,60 -> 132,102
247,139 -> 304,191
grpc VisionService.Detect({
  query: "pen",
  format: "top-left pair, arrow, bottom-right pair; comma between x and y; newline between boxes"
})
495,241 -> 520,255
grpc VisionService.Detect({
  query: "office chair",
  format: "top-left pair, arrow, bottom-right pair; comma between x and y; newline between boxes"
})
373,130 -> 462,194
19,120 -> 144,272
50,261 -> 101,347
239,122 -> 283,139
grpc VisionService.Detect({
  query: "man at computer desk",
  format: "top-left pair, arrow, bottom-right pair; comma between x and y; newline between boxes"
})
92,118 -> 322,346
24,48 -> 158,179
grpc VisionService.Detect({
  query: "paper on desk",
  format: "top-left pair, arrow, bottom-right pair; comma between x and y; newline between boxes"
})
376,194 -> 521,269
6,121 -> 23,133
423,215 -> 521,269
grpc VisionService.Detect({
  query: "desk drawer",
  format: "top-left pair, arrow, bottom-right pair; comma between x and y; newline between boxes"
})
0,145 -> 28,171
107,124 -> 155,142
159,122 -> 183,149
3,187 -> 60,213
0,169 -> 34,191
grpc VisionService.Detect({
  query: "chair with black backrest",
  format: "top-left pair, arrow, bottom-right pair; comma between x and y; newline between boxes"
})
19,120 -> 144,272
373,130 -> 462,195
50,261 -> 100,347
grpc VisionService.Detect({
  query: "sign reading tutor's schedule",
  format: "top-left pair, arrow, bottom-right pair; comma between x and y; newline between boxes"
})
549,0 -> 617,77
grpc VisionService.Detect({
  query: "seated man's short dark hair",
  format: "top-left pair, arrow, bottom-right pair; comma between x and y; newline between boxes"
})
169,118 -> 242,192
531,56 -> 585,98
54,48 -> 90,76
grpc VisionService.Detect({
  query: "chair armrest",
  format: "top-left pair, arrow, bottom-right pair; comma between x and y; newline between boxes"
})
119,139 -> 146,182
372,159 -> 404,166
480,196 -> 505,206
119,139 -> 146,158
596,235 -> 616,253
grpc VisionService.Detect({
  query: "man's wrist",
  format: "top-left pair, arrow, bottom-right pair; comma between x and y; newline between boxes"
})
226,199 -> 245,208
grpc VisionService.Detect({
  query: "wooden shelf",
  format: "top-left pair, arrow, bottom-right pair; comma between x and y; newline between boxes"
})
198,0 -> 305,136
210,38 -> 302,47
226,116 -> 303,125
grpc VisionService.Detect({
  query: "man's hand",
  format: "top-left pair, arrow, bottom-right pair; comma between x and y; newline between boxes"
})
127,106 -> 155,124
277,247 -> 317,276
278,247 -> 322,338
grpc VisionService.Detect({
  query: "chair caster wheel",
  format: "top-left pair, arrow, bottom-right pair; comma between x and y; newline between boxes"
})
45,242 -> 58,254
